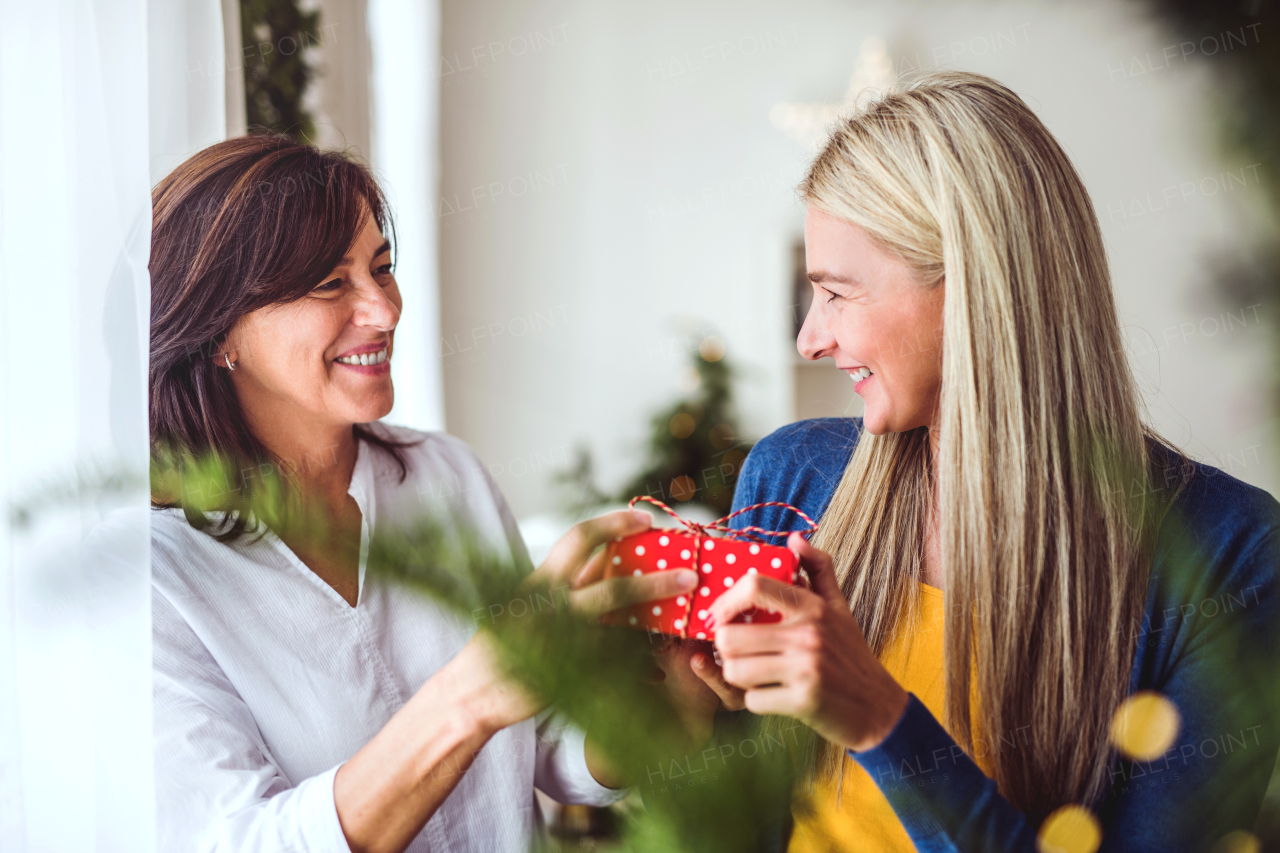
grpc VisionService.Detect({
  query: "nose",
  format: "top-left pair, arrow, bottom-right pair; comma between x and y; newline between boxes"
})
797,293 -> 837,361
351,278 -> 400,333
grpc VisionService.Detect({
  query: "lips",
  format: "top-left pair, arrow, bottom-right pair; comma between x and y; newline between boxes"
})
336,347 -> 388,366
335,339 -> 389,356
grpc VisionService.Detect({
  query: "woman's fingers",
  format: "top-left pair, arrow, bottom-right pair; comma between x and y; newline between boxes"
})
572,547 -> 607,589
571,568 -> 697,616
788,532 -> 844,609
690,652 -> 747,711
740,683 -> 805,717
713,623 -> 799,657
539,510 -> 651,585
706,572 -> 815,628
720,653 -> 795,690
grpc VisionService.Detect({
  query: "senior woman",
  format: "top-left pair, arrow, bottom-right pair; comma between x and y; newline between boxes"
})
146,136 -> 726,853
690,72 -> 1280,852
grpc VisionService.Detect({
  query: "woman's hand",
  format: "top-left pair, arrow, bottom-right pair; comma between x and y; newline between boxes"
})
708,532 -> 909,753
651,637 -> 745,746
464,510 -> 702,734
539,509 -> 700,618
551,511 -> 747,743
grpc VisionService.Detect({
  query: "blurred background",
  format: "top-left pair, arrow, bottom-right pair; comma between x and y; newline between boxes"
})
240,0 -> 1280,547
3,0 -> 1278,848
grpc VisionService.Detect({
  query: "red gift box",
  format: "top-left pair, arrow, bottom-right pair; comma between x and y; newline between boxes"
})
600,497 -> 818,640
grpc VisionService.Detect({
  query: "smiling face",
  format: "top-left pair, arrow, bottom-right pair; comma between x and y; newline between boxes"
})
799,207 -> 945,436
225,214 -> 401,447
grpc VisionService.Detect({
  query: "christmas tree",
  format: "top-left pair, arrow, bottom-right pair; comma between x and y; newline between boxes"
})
558,337 -> 754,518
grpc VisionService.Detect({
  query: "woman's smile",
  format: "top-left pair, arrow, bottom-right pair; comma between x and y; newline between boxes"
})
843,365 -> 875,393
334,340 -> 392,373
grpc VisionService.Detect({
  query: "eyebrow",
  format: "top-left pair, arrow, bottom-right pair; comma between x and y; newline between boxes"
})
340,240 -> 392,265
807,270 -> 858,285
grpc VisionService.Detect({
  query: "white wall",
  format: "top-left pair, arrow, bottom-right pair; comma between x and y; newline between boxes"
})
440,0 -> 1278,518
306,0 -> 446,432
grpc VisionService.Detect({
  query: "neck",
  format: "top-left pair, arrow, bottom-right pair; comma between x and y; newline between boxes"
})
926,408 -> 942,479
249,415 -> 359,515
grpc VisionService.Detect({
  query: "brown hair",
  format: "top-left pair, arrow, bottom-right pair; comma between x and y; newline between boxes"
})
149,134 -> 414,539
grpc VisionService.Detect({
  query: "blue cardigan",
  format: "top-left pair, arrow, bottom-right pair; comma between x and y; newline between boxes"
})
727,417 -> 1280,852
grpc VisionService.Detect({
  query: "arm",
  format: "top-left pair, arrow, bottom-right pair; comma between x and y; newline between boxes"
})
157,509 -> 693,853
851,531 -> 1280,852
534,710 -> 629,806
155,587 -> 526,853
711,529 -> 1280,853
355,509 -> 706,828
1093,524 -> 1280,851
846,695 -> 1039,852
333,637 -> 531,853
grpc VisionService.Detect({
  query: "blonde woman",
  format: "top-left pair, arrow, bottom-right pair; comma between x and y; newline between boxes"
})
695,72 -> 1280,851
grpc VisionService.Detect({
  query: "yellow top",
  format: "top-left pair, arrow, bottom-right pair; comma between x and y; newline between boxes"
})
788,584 -> 990,852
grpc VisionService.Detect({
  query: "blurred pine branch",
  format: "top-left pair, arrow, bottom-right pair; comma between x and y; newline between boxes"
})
240,0 -> 320,141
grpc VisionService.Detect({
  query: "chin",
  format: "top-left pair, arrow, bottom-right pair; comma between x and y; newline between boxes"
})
859,406 -> 887,435
859,406 -> 913,437
348,393 -> 395,425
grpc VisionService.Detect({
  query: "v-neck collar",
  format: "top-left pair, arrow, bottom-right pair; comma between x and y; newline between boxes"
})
262,436 -> 376,610
346,437 -> 375,602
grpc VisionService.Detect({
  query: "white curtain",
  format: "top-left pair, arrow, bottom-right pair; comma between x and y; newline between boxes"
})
0,0 -> 229,849
1,2 -> 442,847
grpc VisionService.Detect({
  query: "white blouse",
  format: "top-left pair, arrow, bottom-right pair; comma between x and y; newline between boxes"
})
151,426 -> 622,852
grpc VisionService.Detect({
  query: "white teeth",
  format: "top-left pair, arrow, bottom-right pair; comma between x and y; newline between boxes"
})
337,347 -> 388,366
850,367 -> 874,383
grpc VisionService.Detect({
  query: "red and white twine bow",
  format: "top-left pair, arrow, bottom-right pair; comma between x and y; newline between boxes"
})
627,495 -> 819,544
625,496 -> 819,638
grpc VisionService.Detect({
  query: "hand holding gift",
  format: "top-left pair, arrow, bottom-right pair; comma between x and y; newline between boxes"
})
600,496 -> 818,641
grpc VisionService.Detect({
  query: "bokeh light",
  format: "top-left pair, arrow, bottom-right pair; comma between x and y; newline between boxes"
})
709,424 -> 735,449
670,475 -> 697,501
1037,805 -> 1102,853
1212,830 -> 1262,853
669,413 -> 696,439
1109,691 -> 1180,761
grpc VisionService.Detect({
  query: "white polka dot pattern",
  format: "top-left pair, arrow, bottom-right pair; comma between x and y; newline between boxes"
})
598,526 -> 800,640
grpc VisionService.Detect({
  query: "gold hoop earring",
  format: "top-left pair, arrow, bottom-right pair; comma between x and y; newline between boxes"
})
224,353 -> 236,372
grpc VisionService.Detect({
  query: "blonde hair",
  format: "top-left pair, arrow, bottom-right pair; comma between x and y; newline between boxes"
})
800,72 -> 1186,824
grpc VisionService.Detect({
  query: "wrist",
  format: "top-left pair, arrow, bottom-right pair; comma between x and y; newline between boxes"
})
848,684 -> 910,753
444,639 -> 512,737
